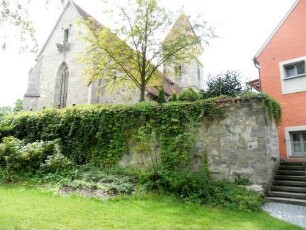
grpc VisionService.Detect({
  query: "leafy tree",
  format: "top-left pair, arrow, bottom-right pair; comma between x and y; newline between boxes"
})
0,99 -> 23,118
13,99 -> 23,112
201,70 -> 246,99
81,0 -> 215,102
0,106 -> 11,118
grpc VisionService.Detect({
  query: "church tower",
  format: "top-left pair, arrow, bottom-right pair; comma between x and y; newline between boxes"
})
163,14 -> 204,91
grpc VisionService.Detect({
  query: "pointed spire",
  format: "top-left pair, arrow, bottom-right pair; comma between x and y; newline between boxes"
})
164,13 -> 197,42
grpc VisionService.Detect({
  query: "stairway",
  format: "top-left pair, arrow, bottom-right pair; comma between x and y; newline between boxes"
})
266,161 -> 306,206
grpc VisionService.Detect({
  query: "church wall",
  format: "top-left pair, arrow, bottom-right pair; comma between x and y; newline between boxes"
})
42,4 -> 89,108
181,60 -> 204,90
99,86 -> 140,105
24,3 -> 142,110
165,58 -> 204,91
24,58 -> 42,111
25,3 -> 90,110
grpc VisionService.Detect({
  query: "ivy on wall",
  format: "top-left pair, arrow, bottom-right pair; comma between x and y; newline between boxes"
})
0,93 -> 281,167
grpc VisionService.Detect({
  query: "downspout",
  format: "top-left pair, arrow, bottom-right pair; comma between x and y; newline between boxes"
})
253,57 -> 262,91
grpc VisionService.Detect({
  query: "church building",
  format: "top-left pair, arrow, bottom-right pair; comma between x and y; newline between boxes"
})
24,0 -> 204,111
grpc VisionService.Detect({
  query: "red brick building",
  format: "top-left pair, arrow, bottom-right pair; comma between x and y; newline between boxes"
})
252,0 -> 306,160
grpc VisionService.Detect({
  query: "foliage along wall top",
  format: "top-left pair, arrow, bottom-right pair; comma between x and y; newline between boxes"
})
0,93 -> 281,166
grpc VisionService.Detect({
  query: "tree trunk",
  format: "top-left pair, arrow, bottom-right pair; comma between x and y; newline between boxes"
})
139,87 -> 145,102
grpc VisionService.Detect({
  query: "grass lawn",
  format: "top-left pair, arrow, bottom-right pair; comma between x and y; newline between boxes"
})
0,184 -> 301,230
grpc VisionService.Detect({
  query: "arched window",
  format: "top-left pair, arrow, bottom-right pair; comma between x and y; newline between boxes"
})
55,62 -> 69,108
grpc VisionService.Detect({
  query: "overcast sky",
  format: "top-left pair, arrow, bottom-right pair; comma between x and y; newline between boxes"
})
0,0 -> 296,107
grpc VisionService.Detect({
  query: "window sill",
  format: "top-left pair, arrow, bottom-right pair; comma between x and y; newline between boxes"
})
284,74 -> 306,80
290,154 -> 306,157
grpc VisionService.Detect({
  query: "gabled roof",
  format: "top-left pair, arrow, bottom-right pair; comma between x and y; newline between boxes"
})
71,1 -> 103,29
36,0 -> 102,61
146,76 -> 182,97
255,0 -> 301,58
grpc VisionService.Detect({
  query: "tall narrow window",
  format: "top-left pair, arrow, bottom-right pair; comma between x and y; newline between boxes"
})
64,29 -> 69,43
175,65 -> 182,77
197,67 -> 201,81
59,65 -> 69,108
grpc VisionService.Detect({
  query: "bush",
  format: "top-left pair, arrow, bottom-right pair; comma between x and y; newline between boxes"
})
40,144 -> 72,173
0,137 -> 61,181
171,93 -> 178,102
141,169 -> 263,212
201,71 -> 246,99
36,164 -> 137,195
178,88 -> 201,101
158,88 -> 167,104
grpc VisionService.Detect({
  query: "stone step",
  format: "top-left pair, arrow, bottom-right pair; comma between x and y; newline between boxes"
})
276,170 -> 305,175
272,180 -> 306,187
274,175 -> 306,181
280,162 -> 305,166
279,165 -> 305,170
265,197 -> 306,206
271,186 -> 306,193
268,191 -> 306,199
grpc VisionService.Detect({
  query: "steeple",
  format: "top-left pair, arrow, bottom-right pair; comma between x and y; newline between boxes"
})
163,14 -> 205,91
165,13 -> 204,53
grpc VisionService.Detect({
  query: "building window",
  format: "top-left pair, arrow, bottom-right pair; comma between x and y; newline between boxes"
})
284,61 -> 305,78
279,56 -> 306,95
290,131 -> 306,155
59,65 -> 69,108
285,126 -> 306,157
175,65 -> 182,77
197,67 -> 201,81
64,29 -> 69,43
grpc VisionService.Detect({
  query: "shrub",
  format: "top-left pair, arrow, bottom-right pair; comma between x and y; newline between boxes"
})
158,88 -> 167,104
36,164 -> 137,195
40,144 -> 72,173
171,93 -> 178,102
0,137 -> 60,181
178,88 -> 201,101
207,180 -> 263,212
141,169 -> 263,212
201,70 -> 247,99
0,137 -> 24,181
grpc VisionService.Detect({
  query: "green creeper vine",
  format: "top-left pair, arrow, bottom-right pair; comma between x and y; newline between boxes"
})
0,94 -> 281,167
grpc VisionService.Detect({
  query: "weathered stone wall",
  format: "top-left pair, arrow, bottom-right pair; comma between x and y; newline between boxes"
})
119,100 -> 279,192
192,101 -> 279,192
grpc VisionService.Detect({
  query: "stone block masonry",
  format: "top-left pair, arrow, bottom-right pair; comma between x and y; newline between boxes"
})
120,99 -> 279,193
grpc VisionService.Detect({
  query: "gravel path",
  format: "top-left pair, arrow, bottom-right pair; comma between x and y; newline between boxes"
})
263,202 -> 306,229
